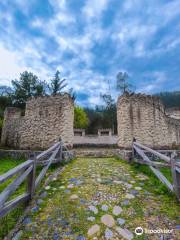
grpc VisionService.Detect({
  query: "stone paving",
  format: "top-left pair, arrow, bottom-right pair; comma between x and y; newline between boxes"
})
17,158 -> 180,240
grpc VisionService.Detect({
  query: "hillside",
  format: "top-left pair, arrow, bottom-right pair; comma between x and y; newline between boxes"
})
155,91 -> 180,108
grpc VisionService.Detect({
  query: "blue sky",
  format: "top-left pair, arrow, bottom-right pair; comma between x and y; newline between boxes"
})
0,0 -> 179,107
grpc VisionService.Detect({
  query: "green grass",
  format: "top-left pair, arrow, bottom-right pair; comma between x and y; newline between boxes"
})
127,161 -> 180,220
0,157 -> 179,239
0,157 -> 25,239
0,157 -> 64,239
0,157 -> 25,175
131,162 -> 173,195
21,157 -> 180,239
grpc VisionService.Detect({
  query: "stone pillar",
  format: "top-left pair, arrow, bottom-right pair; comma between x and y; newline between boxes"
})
1,107 -> 22,146
117,93 -> 180,149
117,95 -> 134,148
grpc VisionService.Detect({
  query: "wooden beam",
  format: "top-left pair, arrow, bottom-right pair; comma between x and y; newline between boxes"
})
133,145 -> 152,163
59,144 -> 63,161
134,159 -> 170,168
149,166 -> 173,192
176,162 -> 180,168
134,142 -> 170,163
0,160 -> 33,184
171,154 -> 180,200
0,165 -> 33,208
27,157 -> 37,199
36,142 -> 60,160
0,193 -> 30,218
35,145 -> 60,188
133,144 -> 174,192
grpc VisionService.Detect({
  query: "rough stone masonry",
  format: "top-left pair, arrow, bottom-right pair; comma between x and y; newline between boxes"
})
1,94 -> 74,149
1,92 -> 180,150
117,93 -> 180,149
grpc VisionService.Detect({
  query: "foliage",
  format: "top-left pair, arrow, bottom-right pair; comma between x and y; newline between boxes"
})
155,91 -> 180,108
0,117 -> 3,136
100,93 -> 117,133
84,107 -> 103,134
85,104 -> 117,134
11,71 -> 46,108
0,85 -> 13,96
74,106 -> 88,129
0,95 -> 12,117
116,71 -> 133,93
84,94 -> 117,134
117,158 -> 179,218
49,70 -> 67,95
0,95 -> 12,137
100,94 -> 114,110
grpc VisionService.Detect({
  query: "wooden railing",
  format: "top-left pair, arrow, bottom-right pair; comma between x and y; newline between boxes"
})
132,141 -> 180,201
0,141 -> 74,218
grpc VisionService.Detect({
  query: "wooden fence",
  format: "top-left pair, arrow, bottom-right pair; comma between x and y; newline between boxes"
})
0,141 -> 74,218
132,141 -> 180,201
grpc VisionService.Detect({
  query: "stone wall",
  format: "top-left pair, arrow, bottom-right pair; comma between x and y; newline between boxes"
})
166,107 -> 180,120
72,148 -> 131,159
1,94 -> 74,149
73,128 -> 117,146
73,135 -> 118,146
117,93 -> 180,149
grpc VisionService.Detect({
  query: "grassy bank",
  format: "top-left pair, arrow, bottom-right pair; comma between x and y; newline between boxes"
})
0,157 -> 25,239
125,160 -> 179,220
0,157 -> 63,239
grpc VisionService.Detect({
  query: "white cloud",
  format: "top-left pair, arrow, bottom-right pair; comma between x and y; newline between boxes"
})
157,0 -> 180,25
0,45 -> 25,85
49,0 -> 66,10
0,43 -> 52,86
136,71 -> 167,93
82,0 -> 109,19
0,0 -> 179,106
112,17 -> 158,57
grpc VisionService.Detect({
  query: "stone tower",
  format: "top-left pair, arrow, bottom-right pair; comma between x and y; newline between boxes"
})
117,93 -> 180,149
1,94 -> 74,149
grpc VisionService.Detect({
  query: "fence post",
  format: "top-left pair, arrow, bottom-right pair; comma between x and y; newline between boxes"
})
27,155 -> 37,199
59,142 -> 62,162
170,152 -> 180,201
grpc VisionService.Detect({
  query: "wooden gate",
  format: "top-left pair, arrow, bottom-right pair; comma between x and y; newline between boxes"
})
132,141 -> 180,201
0,141 -> 74,218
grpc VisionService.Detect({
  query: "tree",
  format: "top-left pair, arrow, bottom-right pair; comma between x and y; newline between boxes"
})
49,70 -> 67,95
0,85 -> 13,96
100,94 -> 114,110
84,107 -> 103,134
11,71 -> 45,108
0,117 -> 3,138
0,95 -> 12,119
100,94 -> 117,133
74,106 -> 89,129
116,71 -> 133,94
0,95 -> 12,137
155,91 -> 180,108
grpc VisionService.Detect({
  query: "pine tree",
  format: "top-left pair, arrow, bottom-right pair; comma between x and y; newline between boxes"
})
50,70 -> 67,95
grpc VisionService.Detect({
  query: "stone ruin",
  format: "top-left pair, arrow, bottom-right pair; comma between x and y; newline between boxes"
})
73,128 -> 118,146
117,93 -> 180,149
166,107 -> 180,120
1,92 -> 180,150
1,94 -> 74,149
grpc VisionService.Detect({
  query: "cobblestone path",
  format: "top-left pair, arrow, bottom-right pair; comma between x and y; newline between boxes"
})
19,158 -> 180,240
